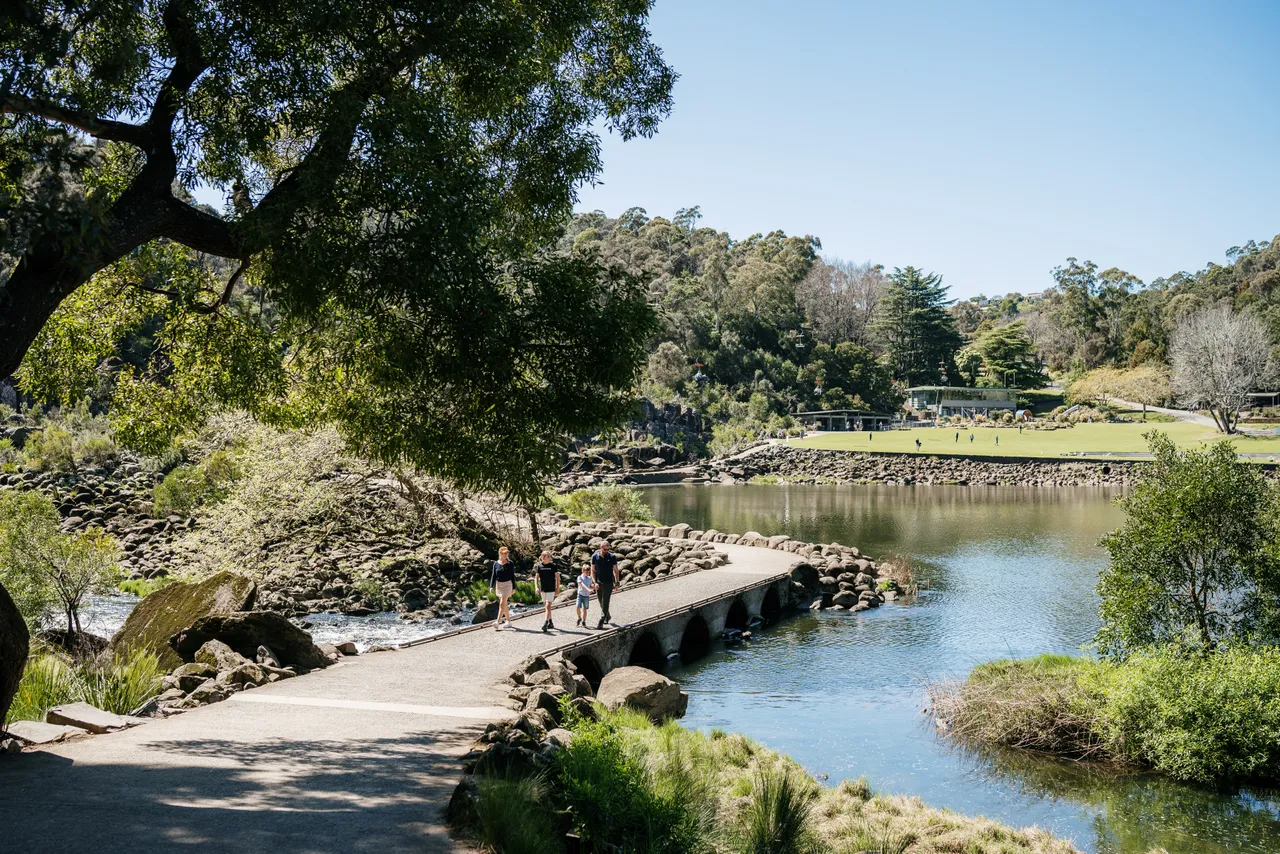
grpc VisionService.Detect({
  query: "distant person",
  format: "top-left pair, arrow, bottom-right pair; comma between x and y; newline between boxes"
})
915,438 -> 922,451
574,566 -> 595,627
868,432 -> 872,441
535,550 -> 560,632
995,434 -> 999,446
955,432 -> 959,442
489,546 -> 516,630
591,540 -> 622,629
1019,424 -> 1023,434
969,433 -> 974,443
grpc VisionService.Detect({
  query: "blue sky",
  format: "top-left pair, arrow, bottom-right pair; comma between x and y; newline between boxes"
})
577,0 -> 1280,298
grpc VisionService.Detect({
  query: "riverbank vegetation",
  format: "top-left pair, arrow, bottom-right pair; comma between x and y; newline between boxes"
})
465,705 -> 1083,854
933,434 -> 1280,785
549,485 -> 657,524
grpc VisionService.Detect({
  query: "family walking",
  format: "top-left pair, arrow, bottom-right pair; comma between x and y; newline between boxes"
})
489,541 -> 624,632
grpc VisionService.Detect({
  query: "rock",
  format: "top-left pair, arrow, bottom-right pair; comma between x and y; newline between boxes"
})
46,701 -> 145,734
5,720 -> 84,745
256,645 -> 282,668
188,679 -> 232,705
221,663 -> 269,687
317,642 -> 341,662
0,581 -> 28,728
525,688 -> 563,722
471,600 -> 499,624
171,611 -> 330,671
544,727 -> 575,749
335,641 -> 359,656
596,666 -> 689,721
1,737 -> 21,755
194,639 -> 251,672
832,590 -> 857,608
787,561 -> 820,589
110,572 -> 256,670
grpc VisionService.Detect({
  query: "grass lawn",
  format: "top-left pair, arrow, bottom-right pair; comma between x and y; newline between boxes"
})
792,420 -> 1280,460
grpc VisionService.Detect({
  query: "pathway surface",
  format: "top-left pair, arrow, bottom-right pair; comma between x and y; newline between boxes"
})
0,543 -> 797,853
1109,396 -> 1218,428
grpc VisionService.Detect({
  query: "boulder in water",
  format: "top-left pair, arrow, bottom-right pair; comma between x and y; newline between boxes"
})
110,572 -> 256,671
171,611 -> 330,671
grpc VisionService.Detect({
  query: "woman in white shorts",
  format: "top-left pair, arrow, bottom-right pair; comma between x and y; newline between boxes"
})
489,546 -> 516,629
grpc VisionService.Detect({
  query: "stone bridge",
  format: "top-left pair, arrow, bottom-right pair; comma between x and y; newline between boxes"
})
555,573 -> 795,686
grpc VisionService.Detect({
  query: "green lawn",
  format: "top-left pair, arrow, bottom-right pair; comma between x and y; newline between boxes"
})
792,420 -> 1280,460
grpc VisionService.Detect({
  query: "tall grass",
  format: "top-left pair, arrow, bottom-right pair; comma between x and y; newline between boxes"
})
735,767 -> 819,854
876,553 -> 918,597
5,650 -> 164,725
473,774 -> 563,854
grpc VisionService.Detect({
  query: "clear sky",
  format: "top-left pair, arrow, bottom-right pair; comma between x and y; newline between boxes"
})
576,0 -> 1280,298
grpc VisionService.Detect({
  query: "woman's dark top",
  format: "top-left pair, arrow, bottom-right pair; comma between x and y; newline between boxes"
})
490,559 -> 516,586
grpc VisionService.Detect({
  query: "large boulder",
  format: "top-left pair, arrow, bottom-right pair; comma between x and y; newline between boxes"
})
596,666 -> 688,721
171,611 -> 330,671
0,582 -> 29,730
111,572 -> 256,670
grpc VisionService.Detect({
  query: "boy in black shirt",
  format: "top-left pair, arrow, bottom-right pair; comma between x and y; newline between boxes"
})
536,550 -> 560,632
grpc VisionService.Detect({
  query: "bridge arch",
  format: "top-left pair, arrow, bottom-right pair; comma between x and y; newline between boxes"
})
571,653 -> 605,691
725,597 -> 750,630
628,631 -> 667,672
760,586 -> 782,623
679,615 -> 712,663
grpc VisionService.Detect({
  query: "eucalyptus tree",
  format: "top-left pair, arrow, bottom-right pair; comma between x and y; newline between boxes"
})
1,0 -> 674,500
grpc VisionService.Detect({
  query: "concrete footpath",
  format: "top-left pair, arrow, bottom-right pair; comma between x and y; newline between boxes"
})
0,543 -> 797,853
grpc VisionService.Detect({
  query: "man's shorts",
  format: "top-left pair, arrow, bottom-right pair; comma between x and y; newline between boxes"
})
541,591 -> 556,603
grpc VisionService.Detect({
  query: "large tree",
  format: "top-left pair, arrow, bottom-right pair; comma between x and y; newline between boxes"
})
1,0 -> 674,499
1170,305 -> 1277,434
874,266 -> 962,386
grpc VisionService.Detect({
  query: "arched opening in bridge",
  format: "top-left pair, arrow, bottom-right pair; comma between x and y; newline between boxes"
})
725,598 -> 750,630
572,653 -> 605,691
628,631 -> 667,672
679,615 -> 712,664
761,587 -> 782,623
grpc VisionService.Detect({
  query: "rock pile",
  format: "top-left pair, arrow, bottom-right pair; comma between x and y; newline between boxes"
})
612,445 -> 1135,488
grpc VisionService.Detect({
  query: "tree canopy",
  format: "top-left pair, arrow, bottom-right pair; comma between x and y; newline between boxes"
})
1,0 -> 675,499
874,267 -> 962,387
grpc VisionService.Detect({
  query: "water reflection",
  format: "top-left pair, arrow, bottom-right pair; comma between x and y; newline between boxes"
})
642,484 -> 1280,854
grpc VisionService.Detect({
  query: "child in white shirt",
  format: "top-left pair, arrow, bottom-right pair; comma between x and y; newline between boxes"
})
575,569 -> 596,628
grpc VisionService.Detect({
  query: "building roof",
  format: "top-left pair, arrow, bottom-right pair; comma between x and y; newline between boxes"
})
906,386 -> 1017,393
795,409 -> 892,417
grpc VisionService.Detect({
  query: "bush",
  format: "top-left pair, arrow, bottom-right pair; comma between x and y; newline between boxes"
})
22,425 -> 75,472
555,485 -> 655,523
0,438 -> 19,473
353,576 -> 394,611
6,650 -> 164,725
933,647 -> 1280,784
74,435 -> 118,468
153,450 -> 241,515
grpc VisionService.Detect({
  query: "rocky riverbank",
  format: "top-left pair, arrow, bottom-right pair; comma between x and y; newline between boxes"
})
561,444 -> 1137,489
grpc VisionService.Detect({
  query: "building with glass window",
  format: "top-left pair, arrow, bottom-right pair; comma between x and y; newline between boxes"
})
906,386 -> 1017,418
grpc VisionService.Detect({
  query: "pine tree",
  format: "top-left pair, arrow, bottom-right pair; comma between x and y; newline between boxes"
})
875,267 -> 963,386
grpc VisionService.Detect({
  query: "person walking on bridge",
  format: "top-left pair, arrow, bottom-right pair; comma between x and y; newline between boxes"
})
490,546 -> 516,630
591,540 -> 622,629
536,550 -> 560,632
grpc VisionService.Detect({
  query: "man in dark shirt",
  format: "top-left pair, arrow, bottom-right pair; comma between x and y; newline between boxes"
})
590,540 -> 622,629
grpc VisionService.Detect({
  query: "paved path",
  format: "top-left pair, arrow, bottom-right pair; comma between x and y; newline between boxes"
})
0,543 -> 797,853
1109,397 -> 1218,428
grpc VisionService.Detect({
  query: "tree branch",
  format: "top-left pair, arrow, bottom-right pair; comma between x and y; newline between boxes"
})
0,93 -> 149,146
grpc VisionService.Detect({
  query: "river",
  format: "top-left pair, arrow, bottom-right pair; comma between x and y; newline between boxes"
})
638,483 -> 1280,854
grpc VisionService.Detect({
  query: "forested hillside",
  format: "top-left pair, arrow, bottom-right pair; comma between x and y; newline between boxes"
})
560,207 -> 1279,445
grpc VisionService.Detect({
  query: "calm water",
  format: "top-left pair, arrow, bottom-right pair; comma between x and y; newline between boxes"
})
640,484 -> 1280,854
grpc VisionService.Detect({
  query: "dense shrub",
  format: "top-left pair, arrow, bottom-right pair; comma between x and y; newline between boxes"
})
735,767 -> 819,854
933,647 -> 1280,784
555,485 -> 655,523
74,435 -> 118,467
153,449 -> 241,515
473,774 -> 563,854
22,425 -> 75,472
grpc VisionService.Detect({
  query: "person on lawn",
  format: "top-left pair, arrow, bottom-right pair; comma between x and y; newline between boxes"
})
489,545 -> 516,630
536,550 -> 560,632
590,540 -> 622,629
575,566 -> 595,627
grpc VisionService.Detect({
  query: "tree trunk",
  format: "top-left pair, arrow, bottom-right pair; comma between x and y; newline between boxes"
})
524,505 -> 541,544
